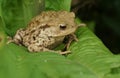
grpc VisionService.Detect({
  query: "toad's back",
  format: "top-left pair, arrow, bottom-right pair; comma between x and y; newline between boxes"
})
26,11 -> 76,32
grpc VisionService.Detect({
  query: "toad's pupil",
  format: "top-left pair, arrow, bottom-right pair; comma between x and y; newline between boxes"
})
60,24 -> 66,30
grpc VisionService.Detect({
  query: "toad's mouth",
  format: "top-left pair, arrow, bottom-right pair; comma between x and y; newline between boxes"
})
52,27 -> 77,37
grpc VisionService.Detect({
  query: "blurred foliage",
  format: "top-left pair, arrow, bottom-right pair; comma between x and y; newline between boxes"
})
0,0 -> 44,36
45,0 -> 71,11
71,0 -> 120,54
96,0 -> 120,54
98,0 -> 120,35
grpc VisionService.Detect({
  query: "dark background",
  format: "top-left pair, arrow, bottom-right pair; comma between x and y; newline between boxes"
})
71,0 -> 120,54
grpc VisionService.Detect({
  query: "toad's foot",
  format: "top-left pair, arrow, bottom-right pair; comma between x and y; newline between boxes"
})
41,48 -> 71,55
28,45 -> 71,55
55,50 -> 71,55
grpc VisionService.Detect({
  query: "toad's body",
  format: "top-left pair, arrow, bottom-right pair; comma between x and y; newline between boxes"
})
12,11 -> 78,54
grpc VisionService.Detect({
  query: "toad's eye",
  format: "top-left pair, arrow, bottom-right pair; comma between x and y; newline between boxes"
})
59,24 -> 67,30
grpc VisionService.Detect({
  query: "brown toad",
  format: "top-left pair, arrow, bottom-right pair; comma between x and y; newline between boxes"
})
11,11 -> 82,54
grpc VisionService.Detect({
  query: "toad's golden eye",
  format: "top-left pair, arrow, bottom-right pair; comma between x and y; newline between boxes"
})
59,24 -> 67,30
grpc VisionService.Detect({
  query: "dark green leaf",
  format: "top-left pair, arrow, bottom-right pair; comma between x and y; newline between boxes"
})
68,27 -> 120,78
45,0 -> 71,11
0,0 -> 44,36
0,43 -> 97,78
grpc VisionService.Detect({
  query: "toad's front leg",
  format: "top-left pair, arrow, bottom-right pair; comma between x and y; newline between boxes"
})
64,33 -> 78,51
28,44 -> 71,55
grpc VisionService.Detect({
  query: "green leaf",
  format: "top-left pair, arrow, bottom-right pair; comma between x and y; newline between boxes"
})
0,16 -> 7,48
0,0 -> 44,36
0,43 -> 98,78
69,27 -> 112,56
45,0 -> 71,11
68,27 -> 120,78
